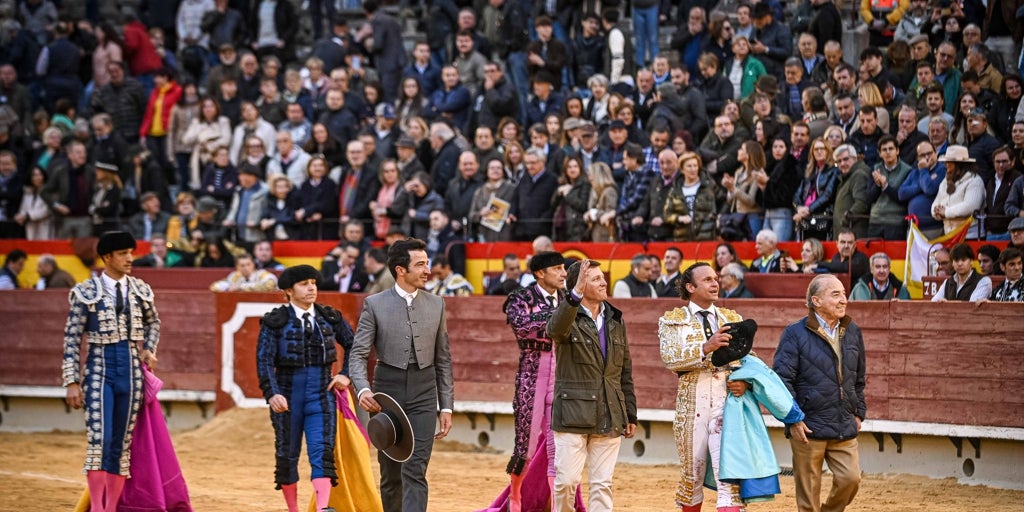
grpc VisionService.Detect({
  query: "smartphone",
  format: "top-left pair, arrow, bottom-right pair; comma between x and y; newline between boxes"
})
352,56 -> 362,70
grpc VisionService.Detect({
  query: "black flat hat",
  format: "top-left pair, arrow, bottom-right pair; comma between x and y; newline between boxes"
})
529,251 -> 565,273
96,231 -> 136,256
367,392 -> 414,462
277,265 -> 322,290
711,318 -> 757,367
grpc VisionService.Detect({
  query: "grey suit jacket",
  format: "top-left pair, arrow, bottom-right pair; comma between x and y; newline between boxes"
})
349,287 -> 455,410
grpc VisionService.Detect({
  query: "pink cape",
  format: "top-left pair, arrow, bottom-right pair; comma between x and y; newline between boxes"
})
476,435 -> 586,512
76,365 -> 194,511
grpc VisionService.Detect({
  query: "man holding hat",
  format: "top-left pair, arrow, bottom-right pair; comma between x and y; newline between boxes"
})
62,231 -> 160,512
349,237 -> 455,512
256,264 -> 355,512
774,274 -> 865,512
659,262 -> 750,512
496,251 -> 566,511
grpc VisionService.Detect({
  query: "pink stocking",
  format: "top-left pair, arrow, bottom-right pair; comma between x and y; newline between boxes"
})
281,483 -> 299,512
717,507 -> 744,512
104,474 -> 126,512
312,477 -> 332,511
86,471 -> 106,512
508,473 -> 525,512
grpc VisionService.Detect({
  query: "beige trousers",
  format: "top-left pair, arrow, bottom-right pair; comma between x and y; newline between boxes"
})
790,437 -> 861,512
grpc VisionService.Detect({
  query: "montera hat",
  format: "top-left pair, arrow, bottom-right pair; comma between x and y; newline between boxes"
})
96,231 -> 137,256
278,264 -> 322,290
938,145 -> 975,163
711,318 -> 757,367
530,251 -> 565,273
367,392 -> 415,462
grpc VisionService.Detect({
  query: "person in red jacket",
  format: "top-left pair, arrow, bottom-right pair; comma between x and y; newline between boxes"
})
122,10 -> 164,93
140,69 -> 183,179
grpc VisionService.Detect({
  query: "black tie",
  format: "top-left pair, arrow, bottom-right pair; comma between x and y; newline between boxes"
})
303,312 -> 314,342
115,283 -> 124,314
698,310 -> 714,340
546,296 -> 555,308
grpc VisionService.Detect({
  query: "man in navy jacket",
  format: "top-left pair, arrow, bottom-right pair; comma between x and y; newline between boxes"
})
773,274 -> 865,512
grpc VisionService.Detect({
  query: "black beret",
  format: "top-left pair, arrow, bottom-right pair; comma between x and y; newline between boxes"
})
278,265 -> 322,290
711,318 -> 757,367
529,251 -> 565,273
96,231 -> 136,256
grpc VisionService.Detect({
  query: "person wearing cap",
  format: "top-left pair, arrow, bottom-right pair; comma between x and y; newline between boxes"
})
546,258 -> 636,512
774,273 -> 865,512
932,145 -> 985,238
62,231 -> 161,511
89,161 -> 123,236
395,134 -> 426,182
349,238 -> 454,512
748,2 -> 791,79
373,103 -> 401,160
525,70 -> 565,130
256,264 -> 355,512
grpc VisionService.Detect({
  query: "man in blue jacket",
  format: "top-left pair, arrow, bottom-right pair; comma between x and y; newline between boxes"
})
773,274 -> 866,512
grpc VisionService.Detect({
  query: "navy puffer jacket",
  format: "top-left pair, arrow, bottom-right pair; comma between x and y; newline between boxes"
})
772,311 -> 866,441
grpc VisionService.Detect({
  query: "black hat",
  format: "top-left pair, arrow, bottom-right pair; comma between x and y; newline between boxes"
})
529,251 -> 565,273
96,231 -> 137,256
534,70 -> 557,85
367,392 -> 414,462
710,318 -> 757,367
278,264 -> 322,290
608,119 -> 627,131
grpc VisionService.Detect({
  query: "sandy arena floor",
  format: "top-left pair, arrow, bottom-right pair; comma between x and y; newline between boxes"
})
2,408 -> 1022,511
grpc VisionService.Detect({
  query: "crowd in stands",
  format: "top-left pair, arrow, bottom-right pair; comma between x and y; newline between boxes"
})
1,0 -> 1023,274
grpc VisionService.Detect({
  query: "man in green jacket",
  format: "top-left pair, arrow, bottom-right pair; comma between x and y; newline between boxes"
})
547,259 -> 637,512
850,252 -> 911,300
832,144 -> 872,239
867,135 -> 913,240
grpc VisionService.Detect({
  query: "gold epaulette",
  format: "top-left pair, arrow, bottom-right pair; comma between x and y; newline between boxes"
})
659,307 -> 692,325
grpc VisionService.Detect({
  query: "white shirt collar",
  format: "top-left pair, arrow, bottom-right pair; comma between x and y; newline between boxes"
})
536,284 -> 558,306
395,284 -> 418,305
686,301 -> 719,325
100,272 -> 128,296
291,302 -> 315,319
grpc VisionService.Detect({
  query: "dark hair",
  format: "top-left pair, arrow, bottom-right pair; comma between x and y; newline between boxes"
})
858,105 -> 877,117
950,243 -> 974,261
602,8 -> 620,23
678,262 -> 711,300
999,247 -> 1022,265
363,0 -> 379,13
837,227 -> 856,239
665,246 -> 683,259
366,247 -> 387,264
712,242 -> 739,272
878,135 -> 898,149
860,47 -> 883,61
387,238 -> 427,278
961,70 -> 979,83
977,244 -> 1000,263
566,259 -> 600,291
432,255 -> 450,268
5,248 -> 27,265
623,142 -> 644,161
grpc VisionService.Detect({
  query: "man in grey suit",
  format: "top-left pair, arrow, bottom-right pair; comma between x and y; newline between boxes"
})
356,0 -> 406,103
350,238 -> 455,512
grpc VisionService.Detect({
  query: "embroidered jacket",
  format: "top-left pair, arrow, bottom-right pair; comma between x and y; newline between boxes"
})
62,276 -> 160,386
256,304 -> 354,400
659,305 -> 743,379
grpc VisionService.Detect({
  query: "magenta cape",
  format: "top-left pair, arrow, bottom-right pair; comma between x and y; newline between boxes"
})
76,365 -> 194,512
476,435 -> 586,512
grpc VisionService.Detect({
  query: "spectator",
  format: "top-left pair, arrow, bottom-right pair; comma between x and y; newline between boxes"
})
612,252 -> 658,299
266,130 -> 312,188
357,0 -> 405,102
819,228 -> 870,284
633,148 -> 680,242
30,253 -> 74,289
933,243 -> 992,302
37,22 -> 82,115
784,237 -> 828,273
585,162 -> 619,243
723,141 -> 768,239
362,246 -> 395,295
259,175 -> 299,240
13,165 -> 51,240
965,110 -> 1000,181
525,71 -> 564,130
369,159 -> 402,240
793,140 -> 839,241
303,122 -> 345,169
210,253 -> 278,291
224,165 -> 268,243
89,62 -> 147,145
427,66 -> 471,131
199,145 -> 238,203
182,97 -> 232,190
140,68 -> 183,172
166,191 -> 199,243
468,157 -> 515,242
229,102 -> 277,165
0,248 -> 27,289
444,152 -> 484,236
427,122 -> 461,198
320,240 -> 368,292
278,101 -> 312,148
697,115 -> 743,180
720,261 -> 755,298
988,247 -> 1024,302
848,107 -> 884,169
749,2 -> 792,79
932,145 -> 985,239
748,228 -> 782,272
248,0 -> 297,65
723,36 -> 766,101
424,209 -> 463,269
337,140 -> 381,237
390,171 -> 444,240
671,6 -> 707,76
866,136 -> 913,240
898,141 -> 947,238
850,252 -> 911,300
255,77 -> 287,127
294,155 -> 338,240
977,244 -> 1001,276
509,148 -> 558,241
42,140 -> 95,238
317,89 -> 357,153
252,240 -> 285,271
525,16 -> 568,84
426,254 -> 474,296
986,146 -> 1020,240
895,106 -> 929,167
763,137 -> 800,241
665,151 -> 718,241
127,192 -> 171,241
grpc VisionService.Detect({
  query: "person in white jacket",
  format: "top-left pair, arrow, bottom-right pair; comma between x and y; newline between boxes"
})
932,145 -> 985,239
